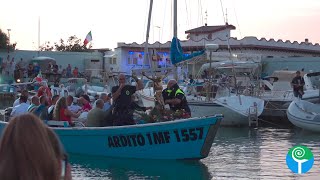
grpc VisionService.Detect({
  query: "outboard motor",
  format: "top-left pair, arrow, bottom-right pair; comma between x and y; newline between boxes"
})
4,107 -> 13,122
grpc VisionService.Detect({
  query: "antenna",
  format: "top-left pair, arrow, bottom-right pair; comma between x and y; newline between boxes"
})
205,10 -> 208,26
225,8 -> 228,24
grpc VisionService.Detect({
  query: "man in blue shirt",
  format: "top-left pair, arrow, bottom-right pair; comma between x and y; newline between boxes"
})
100,93 -> 112,111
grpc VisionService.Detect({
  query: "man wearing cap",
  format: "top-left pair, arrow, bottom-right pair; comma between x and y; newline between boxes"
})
164,79 -> 191,117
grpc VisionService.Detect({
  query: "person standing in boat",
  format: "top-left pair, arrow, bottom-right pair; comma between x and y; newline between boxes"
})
163,79 -> 191,118
111,73 -> 143,126
291,71 -> 305,99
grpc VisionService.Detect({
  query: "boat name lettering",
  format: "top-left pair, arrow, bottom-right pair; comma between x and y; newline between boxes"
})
173,127 -> 204,142
107,127 -> 204,148
108,134 -> 146,148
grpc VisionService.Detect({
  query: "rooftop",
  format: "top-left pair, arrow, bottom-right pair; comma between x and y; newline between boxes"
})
185,23 -> 236,34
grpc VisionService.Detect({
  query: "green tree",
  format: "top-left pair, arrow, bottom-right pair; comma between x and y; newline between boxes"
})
39,41 -> 54,51
40,35 -> 92,52
0,29 -> 17,51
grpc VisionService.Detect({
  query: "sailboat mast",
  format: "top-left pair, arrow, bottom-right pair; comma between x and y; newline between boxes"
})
173,0 -> 178,80
173,0 -> 177,37
38,16 -> 40,57
145,0 -> 153,69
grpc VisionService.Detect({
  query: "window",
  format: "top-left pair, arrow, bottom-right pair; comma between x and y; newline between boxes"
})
127,57 -> 131,64
109,58 -> 117,64
112,58 -> 117,64
133,58 -> 138,65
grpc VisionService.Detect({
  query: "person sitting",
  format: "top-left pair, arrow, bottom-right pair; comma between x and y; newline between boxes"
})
98,93 -> 112,111
163,79 -> 191,118
79,94 -> 92,112
13,89 -> 30,107
0,113 -> 70,180
48,95 -> 60,120
53,97 -> 81,125
10,95 -> 29,117
33,95 -> 49,120
66,95 -> 81,113
27,96 -> 40,113
86,99 -> 107,127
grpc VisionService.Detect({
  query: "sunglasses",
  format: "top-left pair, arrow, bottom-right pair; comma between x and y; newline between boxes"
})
60,153 -> 69,179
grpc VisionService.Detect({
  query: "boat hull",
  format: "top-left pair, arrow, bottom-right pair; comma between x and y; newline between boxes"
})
287,100 -> 320,132
262,93 -> 320,118
0,115 -> 222,160
189,102 -> 248,126
138,91 -> 257,126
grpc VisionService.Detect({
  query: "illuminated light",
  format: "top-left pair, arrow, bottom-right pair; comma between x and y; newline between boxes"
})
17,79 -> 21,83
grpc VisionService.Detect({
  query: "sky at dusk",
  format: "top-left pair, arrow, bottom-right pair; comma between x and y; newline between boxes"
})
1,0 -> 320,50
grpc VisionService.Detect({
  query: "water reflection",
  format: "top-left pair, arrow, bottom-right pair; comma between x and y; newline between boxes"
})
70,155 -> 211,180
205,127 -> 320,179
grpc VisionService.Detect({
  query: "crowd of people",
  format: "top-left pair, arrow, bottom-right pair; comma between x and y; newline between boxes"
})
0,55 -> 82,82
8,71 -> 192,127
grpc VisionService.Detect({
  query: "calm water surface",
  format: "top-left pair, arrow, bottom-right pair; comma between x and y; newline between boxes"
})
70,127 -> 320,180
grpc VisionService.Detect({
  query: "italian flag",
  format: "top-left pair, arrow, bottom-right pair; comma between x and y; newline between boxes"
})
83,31 -> 92,45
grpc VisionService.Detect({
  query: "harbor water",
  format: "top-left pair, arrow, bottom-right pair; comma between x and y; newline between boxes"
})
70,127 -> 320,179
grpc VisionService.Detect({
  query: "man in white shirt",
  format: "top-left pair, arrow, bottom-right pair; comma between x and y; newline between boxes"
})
13,89 -> 30,107
67,95 -> 81,113
48,95 -> 60,120
11,96 -> 29,117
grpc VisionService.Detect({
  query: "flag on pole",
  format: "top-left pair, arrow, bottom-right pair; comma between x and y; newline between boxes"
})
83,31 -> 92,45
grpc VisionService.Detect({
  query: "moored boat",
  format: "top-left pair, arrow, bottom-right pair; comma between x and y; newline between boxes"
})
287,100 -> 320,132
0,115 -> 223,160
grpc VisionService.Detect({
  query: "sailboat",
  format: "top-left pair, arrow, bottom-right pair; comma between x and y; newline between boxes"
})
137,1 -> 264,126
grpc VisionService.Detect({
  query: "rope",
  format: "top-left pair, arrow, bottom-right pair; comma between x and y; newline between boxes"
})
184,0 -> 190,30
231,0 -> 243,40
257,117 -> 287,129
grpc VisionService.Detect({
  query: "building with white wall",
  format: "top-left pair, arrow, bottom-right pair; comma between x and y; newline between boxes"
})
113,23 -> 320,74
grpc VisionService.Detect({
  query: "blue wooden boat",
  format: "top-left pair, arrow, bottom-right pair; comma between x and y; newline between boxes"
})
0,115 -> 222,160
